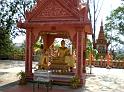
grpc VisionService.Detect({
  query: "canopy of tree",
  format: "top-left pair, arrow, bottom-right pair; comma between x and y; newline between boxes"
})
0,0 -> 35,59
105,2 -> 124,49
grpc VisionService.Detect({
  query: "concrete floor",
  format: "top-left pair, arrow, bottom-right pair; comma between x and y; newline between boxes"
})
1,60 -> 124,92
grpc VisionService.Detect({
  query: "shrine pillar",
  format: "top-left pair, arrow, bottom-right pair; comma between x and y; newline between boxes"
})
25,29 -> 33,79
83,34 -> 87,73
76,31 -> 84,84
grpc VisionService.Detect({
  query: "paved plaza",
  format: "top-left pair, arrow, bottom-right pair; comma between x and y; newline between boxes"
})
0,60 -> 124,92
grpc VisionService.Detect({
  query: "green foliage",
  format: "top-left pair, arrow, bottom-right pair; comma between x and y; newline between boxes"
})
114,49 -> 124,60
105,4 -> 124,47
54,44 -> 60,49
86,39 -> 99,60
13,43 -> 25,54
0,0 -> 15,31
0,0 -> 36,37
17,70 -> 26,80
17,70 -> 26,85
0,1 -> 15,59
0,0 -> 34,59
117,54 -> 124,60
11,42 -> 25,60
8,0 -> 36,36
0,29 -> 13,59
70,76 -> 80,88
33,40 -> 42,52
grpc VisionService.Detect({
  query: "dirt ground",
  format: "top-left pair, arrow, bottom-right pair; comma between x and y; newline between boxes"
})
0,60 -> 37,86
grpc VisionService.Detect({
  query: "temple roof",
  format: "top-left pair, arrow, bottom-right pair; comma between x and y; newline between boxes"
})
96,21 -> 107,44
17,0 -> 92,34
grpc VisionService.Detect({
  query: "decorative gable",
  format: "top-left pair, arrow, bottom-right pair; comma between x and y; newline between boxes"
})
39,1 -> 72,17
28,0 -> 80,21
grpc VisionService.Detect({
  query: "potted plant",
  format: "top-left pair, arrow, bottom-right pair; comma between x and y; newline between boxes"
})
17,70 -> 26,85
70,76 -> 80,88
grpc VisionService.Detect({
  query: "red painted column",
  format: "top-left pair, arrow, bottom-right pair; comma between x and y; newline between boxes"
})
28,30 -> 33,78
76,31 -> 83,84
83,33 -> 87,73
25,30 -> 29,75
25,29 -> 33,80
43,34 -> 55,50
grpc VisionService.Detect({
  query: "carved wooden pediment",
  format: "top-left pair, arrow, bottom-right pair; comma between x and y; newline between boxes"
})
38,1 -> 72,18
27,0 -> 80,21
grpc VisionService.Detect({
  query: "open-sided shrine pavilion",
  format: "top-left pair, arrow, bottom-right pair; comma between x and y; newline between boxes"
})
17,0 -> 92,85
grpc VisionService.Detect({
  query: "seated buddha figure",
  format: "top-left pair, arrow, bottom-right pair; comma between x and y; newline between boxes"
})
58,40 -> 69,58
49,40 -> 74,73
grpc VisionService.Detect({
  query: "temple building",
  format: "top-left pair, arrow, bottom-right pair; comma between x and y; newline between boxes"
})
17,0 -> 92,85
95,21 -> 109,57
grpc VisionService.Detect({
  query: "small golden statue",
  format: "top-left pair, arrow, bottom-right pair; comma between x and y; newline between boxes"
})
57,40 -> 69,58
39,49 -> 49,69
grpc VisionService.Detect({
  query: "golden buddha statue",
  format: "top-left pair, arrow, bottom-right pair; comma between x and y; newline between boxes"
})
49,40 -> 75,73
58,40 -> 68,58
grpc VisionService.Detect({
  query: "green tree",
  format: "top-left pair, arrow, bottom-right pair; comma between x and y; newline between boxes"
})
105,3 -> 124,48
0,0 -> 14,59
8,0 -> 36,36
0,0 -> 35,59
12,42 -> 25,60
86,39 -> 98,74
0,29 -> 13,59
86,39 -> 99,60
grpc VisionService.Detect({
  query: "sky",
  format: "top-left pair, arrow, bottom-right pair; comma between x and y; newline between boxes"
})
95,0 -> 122,39
12,0 -> 122,43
